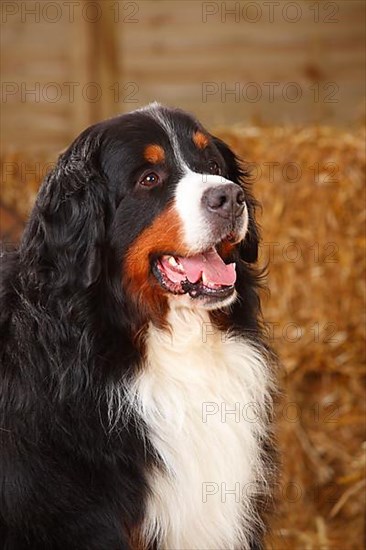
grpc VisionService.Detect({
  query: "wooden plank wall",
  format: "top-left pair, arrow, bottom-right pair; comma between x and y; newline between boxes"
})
1,0 -> 365,154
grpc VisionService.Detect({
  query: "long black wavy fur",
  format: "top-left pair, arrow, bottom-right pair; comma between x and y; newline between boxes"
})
0,114 -> 272,550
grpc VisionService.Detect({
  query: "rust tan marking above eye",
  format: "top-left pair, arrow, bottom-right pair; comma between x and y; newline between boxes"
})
144,144 -> 165,164
192,131 -> 209,150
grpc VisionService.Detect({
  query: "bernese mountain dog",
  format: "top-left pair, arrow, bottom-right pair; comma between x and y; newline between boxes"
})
0,103 -> 276,550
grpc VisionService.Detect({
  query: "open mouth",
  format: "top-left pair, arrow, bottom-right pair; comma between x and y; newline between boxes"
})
152,247 -> 236,300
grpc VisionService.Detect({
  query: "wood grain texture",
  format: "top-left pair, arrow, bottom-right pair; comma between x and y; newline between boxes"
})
1,0 -> 365,154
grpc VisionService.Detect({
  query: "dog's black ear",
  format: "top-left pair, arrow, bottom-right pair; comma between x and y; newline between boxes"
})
20,128 -> 111,289
211,136 -> 260,263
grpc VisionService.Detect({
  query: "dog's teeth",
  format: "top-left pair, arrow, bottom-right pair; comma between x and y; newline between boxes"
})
166,256 -> 185,272
202,273 -> 214,288
202,272 -> 223,289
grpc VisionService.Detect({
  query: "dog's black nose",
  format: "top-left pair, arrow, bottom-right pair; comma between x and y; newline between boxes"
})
202,184 -> 245,219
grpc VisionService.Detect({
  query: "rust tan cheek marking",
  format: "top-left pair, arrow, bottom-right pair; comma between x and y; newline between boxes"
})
127,527 -> 147,550
143,144 -> 165,164
193,131 -> 209,150
123,206 -> 190,325
217,240 -> 236,260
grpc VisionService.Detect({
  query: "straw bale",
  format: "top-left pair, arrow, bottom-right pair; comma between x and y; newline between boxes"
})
217,125 -> 365,549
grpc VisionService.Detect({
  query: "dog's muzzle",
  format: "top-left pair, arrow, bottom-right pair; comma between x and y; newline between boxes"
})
202,183 -> 245,222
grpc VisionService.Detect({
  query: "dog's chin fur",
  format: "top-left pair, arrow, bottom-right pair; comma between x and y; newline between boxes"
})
168,288 -> 238,311
0,104 -> 276,550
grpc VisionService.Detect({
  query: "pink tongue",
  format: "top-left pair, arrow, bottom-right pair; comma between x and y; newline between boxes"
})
180,248 -> 236,286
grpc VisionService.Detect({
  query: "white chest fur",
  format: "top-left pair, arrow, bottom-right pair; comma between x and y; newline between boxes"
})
126,306 -> 272,550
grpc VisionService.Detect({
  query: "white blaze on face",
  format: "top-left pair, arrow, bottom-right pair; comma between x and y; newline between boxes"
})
174,169 -> 248,253
144,104 -> 249,253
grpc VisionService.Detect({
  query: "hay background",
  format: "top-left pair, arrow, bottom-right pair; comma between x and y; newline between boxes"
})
1,126 -> 365,549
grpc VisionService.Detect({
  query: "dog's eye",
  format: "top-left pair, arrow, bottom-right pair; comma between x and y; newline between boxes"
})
139,172 -> 160,188
208,160 -> 221,175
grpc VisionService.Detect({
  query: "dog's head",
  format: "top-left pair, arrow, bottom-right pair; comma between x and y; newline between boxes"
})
22,104 -> 259,325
